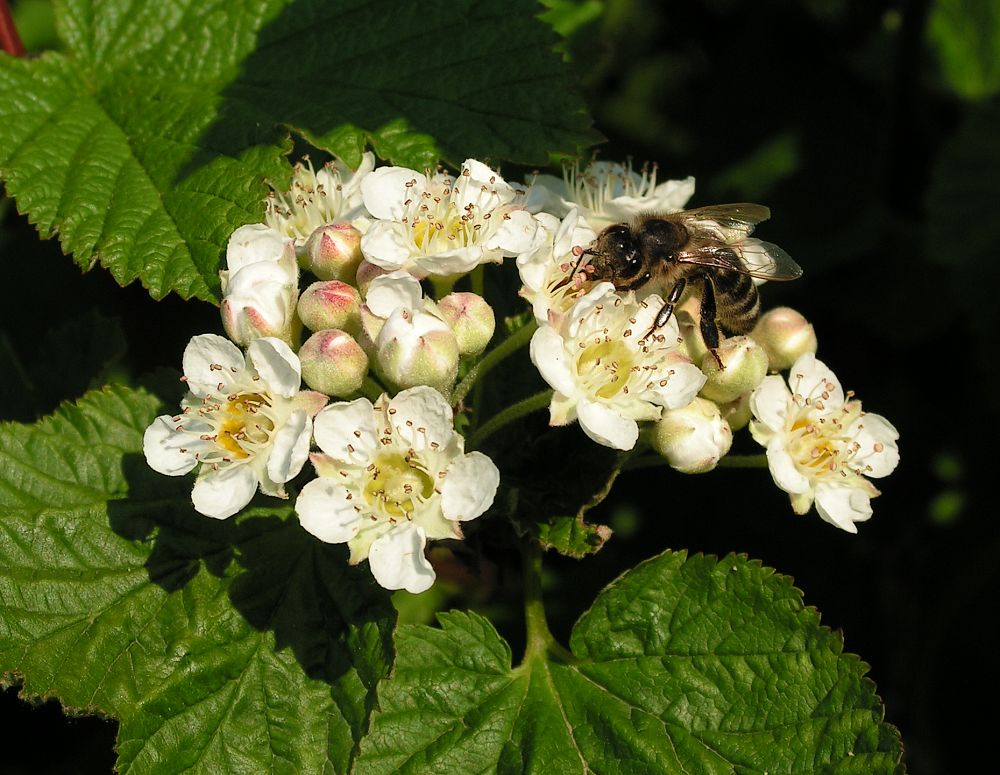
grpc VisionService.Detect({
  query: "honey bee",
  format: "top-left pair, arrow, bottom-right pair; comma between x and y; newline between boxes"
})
580,204 -> 802,365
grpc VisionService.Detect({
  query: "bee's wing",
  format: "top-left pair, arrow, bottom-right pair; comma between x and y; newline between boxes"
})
676,238 -> 802,281
680,204 -> 771,240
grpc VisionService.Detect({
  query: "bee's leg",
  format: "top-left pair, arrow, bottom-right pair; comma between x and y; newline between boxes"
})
699,276 -> 725,369
644,278 -> 687,340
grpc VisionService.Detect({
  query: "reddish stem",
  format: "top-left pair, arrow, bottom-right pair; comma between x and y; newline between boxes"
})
0,0 -> 26,57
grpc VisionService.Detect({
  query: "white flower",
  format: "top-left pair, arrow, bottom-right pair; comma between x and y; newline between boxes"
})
526,160 -> 695,230
651,397 -> 733,474
530,283 -> 706,450
220,224 -> 299,347
143,335 -> 327,519
749,353 -> 900,532
359,159 -> 538,277
516,208 -> 597,326
266,153 -> 375,245
296,386 -> 500,593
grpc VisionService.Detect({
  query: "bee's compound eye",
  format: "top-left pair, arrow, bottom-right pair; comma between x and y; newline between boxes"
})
627,253 -> 641,268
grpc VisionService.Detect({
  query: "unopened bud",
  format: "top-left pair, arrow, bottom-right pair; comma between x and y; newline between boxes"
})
299,329 -> 369,397
717,392 -> 752,431
357,305 -> 385,357
436,292 -> 495,356
699,335 -> 768,404
302,222 -> 363,281
376,308 -> 459,392
297,280 -> 362,336
650,397 -> 733,474
751,307 -> 818,372
355,260 -> 390,294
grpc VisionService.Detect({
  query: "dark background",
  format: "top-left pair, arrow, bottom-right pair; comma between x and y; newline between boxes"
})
2,0 -> 998,772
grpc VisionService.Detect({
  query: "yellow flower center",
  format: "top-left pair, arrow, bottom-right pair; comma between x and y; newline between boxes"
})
577,339 -> 635,399
215,393 -> 274,459
363,452 -> 435,519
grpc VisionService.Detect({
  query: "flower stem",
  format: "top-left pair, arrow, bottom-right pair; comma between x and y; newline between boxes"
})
0,0 -> 26,57
718,453 -> 768,468
520,540 -> 575,665
360,375 -> 386,403
451,319 -> 538,406
466,389 -> 552,449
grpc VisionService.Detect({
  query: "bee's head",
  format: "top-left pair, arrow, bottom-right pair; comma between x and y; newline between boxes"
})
586,223 -> 646,286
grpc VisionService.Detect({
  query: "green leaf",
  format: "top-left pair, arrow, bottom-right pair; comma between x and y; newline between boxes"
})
0,0 -> 598,303
0,386 -> 395,774
928,0 -> 1000,100
356,552 -> 904,774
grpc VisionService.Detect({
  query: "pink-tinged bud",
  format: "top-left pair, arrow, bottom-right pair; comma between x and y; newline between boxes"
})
297,280 -> 362,336
718,392 -> 752,431
355,260 -> 390,294
674,298 -> 709,364
650,397 -> 733,474
436,292 -> 495,356
302,222 -> 363,281
751,306 -> 818,372
376,308 -> 459,392
299,329 -> 369,398
357,305 -> 385,356
699,335 -> 769,404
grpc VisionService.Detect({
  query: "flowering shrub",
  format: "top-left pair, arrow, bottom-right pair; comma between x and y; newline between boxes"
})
0,2 -> 907,772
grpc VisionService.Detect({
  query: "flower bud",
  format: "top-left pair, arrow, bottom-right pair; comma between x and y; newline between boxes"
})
674,297 -> 709,364
220,224 -> 299,347
376,308 -> 459,392
302,222 -> 363,281
699,335 -> 769,404
436,292 -> 495,356
650,397 -> 733,473
717,392 -> 752,431
297,280 -> 362,336
355,260 -> 390,294
299,329 -> 369,397
357,305 -> 385,356
751,306 -> 817,372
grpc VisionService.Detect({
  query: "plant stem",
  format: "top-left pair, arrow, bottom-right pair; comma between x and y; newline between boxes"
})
718,453 -> 768,468
466,389 -> 552,449
520,540 -> 574,665
360,375 -> 385,403
451,319 -> 538,406
0,0 -> 25,57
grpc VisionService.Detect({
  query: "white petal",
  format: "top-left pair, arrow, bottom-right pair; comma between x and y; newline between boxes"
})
651,176 -> 696,211
143,415 -> 199,476
313,398 -> 378,462
226,224 -> 290,273
530,325 -> 578,398
814,481 -> 873,533
441,452 -> 500,522
388,386 -> 454,449
577,400 -> 639,450
191,464 -> 258,519
765,440 -> 812,495
366,271 -> 425,317
183,334 -> 245,397
549,392 -> 578,426
485,209 -> 539,255
247,338 -> 301,397
360,166 -> 423,220
295,477 -> 362,544
847,412 -> 900,479
788,353 -> 844,409
750,375 -> 792,432
360,221 -> 412,271
368,523 -> 435,593
650,362 -> 706,410
414,246 -> 483,275
266,410 -> 312,484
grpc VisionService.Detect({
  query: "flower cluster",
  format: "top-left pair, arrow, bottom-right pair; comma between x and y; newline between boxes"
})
144,152 -> 901,597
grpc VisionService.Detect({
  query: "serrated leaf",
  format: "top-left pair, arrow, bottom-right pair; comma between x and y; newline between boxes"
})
356,552 -> 904,774
0,0 -> 598,303
0,386 -> 395,774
